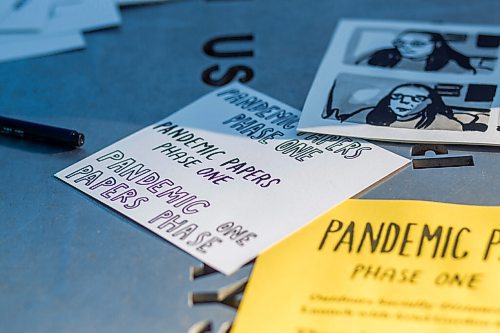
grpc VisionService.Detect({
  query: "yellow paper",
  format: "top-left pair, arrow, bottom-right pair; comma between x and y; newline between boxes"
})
232,200 -> 500,333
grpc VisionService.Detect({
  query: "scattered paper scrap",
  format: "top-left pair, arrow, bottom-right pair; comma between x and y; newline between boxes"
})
0,32 -> 85,63
0,0 -> 53,32
0,0 -> 172,63
117,0 -> 172,6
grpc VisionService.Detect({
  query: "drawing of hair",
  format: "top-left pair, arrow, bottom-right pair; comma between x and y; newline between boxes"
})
358,30 -> 477,73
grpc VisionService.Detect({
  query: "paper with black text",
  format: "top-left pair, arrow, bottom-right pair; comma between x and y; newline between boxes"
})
232,199 -> 500,333
55,84 -> 409,275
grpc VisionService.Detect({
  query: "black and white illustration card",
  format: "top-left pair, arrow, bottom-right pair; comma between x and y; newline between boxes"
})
299,19 -> 500,145
323,73 -> 496,132
346,25 -> 499,75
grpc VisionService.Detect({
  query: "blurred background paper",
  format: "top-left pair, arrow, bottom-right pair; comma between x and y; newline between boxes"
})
0,0 -> 183,64
0,0 -> 121,63
0,1 -> 17,21
0,0 -> 52,32
0,32 -> 85,62
116,0 -> 171,6
46,0 -> 121,33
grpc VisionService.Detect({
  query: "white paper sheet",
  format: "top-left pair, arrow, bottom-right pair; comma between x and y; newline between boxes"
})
0,0 -> 52,32
55,84 -> 409,275
0,1 -> 17,21
0,32 -> 84,62
116,0 -> 170,6
299,20 -> 500,146
0,0 -> 120,38
0,0 -> 120,63
46,0 -> 121,34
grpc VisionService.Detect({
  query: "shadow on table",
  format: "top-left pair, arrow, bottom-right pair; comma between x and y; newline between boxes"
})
0,135 -> 80,154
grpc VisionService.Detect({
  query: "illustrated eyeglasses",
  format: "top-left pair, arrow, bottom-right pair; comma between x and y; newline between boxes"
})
390,93 -> 429,103
393,39 -> 432,48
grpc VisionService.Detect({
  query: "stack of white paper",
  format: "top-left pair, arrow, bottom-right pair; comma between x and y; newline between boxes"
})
0,0 -> 170,63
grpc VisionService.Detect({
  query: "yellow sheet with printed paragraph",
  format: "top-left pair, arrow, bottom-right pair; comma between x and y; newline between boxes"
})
232,200 -> 500,333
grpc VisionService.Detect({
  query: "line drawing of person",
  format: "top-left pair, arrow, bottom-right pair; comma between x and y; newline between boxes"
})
355,30 -> 477,74
323,83 -> 489,132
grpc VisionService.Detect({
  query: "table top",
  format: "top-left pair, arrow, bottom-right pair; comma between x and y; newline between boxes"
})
1,1 -> 500,332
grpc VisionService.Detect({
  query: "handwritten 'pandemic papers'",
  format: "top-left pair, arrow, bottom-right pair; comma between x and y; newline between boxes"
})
299,20 -> 500,146
55,84 -> 408,275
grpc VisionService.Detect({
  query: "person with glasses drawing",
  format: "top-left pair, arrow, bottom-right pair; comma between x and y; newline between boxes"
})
323,83 -> 488,131
355,30 -> 477,74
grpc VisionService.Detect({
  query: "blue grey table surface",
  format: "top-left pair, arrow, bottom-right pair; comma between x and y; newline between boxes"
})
1,1 -> 500,332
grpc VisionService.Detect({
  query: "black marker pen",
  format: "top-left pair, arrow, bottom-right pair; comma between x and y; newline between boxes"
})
0,116 -> 85,148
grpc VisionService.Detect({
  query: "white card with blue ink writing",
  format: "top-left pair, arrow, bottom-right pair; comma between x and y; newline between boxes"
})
55,83 -> 408,275
299,19 -> 500,146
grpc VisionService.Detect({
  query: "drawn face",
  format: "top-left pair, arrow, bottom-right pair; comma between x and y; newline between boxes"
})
389,86 -> 431,119
393,32 -> 435,59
